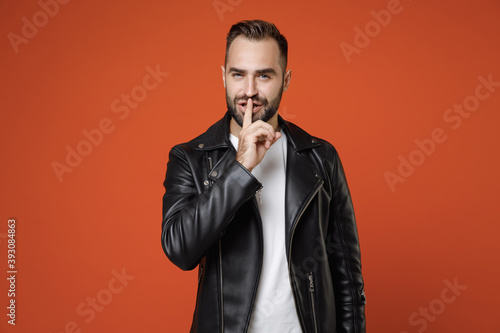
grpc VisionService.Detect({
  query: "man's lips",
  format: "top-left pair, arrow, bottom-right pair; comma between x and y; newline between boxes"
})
238,104 -> 262,113
237,101 -> 262,113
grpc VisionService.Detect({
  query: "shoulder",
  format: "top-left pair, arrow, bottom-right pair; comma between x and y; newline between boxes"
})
281,117 -> 339,158
171,113 -> 230,154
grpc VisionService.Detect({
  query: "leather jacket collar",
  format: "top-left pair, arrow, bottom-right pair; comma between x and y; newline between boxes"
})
193,111 -> 322,152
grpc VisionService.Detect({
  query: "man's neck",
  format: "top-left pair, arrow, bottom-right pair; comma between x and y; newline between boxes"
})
229,113 -> 280,137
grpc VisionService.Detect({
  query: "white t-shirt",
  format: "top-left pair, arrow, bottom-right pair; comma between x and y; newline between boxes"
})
230,132 -> 302,333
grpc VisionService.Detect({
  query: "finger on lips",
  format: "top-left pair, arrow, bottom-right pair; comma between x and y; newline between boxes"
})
241,97 -> 278,148
243,98 -> 253,128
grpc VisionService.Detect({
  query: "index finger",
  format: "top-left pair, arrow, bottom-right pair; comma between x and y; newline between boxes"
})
242,98 -> 253,128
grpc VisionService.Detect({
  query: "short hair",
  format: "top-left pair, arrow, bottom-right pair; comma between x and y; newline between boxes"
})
225,20 -> 288,73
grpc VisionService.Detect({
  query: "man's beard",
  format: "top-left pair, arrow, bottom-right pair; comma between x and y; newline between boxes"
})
226,86 -> 283,127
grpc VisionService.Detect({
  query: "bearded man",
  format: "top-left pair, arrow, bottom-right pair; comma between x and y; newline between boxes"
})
161,19 -> 366,333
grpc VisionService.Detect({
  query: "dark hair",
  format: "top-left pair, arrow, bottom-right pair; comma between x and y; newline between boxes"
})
225,20 -> 288,72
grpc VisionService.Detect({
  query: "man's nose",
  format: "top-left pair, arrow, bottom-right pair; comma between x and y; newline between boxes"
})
244,77 -> 257,97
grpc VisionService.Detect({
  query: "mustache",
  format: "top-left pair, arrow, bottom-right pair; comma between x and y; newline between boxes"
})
234,96 -> 268,105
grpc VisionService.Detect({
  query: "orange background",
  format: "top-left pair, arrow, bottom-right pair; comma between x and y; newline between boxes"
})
1,0 -> 500,332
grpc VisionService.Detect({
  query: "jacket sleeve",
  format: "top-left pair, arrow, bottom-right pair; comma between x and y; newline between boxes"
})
161,145 -> 262,271
328,150 -> 366,333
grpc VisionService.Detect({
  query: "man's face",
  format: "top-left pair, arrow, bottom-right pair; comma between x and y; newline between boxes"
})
222,36 -> 291,127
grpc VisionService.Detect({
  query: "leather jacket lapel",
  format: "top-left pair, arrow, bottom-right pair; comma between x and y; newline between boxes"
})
279,116 -> 324,260
283,144 -> 324,259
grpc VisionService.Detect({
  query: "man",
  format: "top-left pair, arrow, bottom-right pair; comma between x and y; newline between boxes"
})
161,20 -> 366,333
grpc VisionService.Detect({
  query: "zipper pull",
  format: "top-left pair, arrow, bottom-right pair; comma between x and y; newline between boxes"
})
308,273 -> 314,292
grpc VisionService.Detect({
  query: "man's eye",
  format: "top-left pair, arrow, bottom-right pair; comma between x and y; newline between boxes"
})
260,74 -> 270,79
232,73 -> 243,77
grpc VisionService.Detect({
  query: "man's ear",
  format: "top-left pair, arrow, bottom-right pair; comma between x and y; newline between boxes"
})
221,65 -> 226,88
283,69 -> 292,92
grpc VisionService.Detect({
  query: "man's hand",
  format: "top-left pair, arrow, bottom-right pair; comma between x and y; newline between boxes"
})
236,98 -> 281,172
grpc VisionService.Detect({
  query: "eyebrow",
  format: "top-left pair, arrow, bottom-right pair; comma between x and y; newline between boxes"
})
228,67 -> 277,75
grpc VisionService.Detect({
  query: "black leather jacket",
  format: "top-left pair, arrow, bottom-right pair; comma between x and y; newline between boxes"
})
161,112 -> 366,333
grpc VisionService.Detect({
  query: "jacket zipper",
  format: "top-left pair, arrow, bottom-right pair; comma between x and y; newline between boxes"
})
244,196 -> 264,333
207,152 -> 224,331
287,178 -> 323,330
219,238 -> 224,332
308,272 -> 318,333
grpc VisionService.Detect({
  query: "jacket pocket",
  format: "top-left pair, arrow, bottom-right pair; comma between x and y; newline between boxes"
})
308,272 -> 319,333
